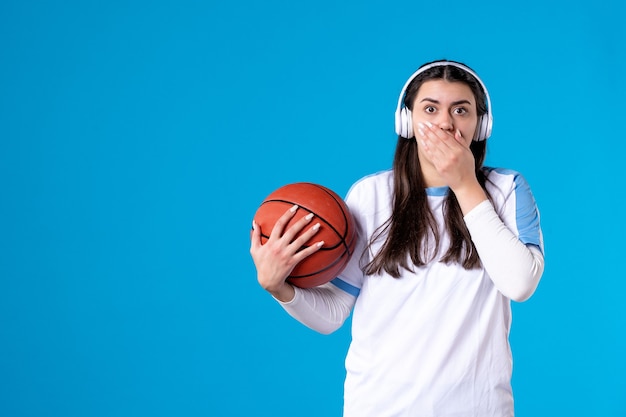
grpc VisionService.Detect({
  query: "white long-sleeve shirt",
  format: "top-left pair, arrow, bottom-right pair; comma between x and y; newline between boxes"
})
277,167 -> 544,417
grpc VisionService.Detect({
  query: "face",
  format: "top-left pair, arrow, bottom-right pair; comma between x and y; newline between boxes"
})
411,79 -> 479,147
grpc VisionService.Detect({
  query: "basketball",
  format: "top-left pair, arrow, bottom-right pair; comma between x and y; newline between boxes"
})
253,182 -> 356,288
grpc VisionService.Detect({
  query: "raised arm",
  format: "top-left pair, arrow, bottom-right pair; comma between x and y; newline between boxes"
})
417,124 -> 544,301
464,200 -> 544,302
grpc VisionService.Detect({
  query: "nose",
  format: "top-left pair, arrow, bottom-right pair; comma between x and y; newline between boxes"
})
435,112 -> 454,132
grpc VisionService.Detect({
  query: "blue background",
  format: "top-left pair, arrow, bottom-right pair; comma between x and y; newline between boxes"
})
1,0 -> 624,415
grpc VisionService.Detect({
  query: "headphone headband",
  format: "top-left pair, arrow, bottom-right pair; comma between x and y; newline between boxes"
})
394,61 -> 493,141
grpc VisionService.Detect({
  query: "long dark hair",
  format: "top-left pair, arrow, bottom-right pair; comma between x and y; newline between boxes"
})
365,61 -> 491,277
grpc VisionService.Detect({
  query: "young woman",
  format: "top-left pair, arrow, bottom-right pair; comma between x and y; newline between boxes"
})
250,60 -> 545,416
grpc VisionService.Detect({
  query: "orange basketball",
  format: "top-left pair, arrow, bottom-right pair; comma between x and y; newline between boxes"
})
253,182 -> 356,288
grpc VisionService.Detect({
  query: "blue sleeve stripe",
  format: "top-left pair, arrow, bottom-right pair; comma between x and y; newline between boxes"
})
511,173 -> 542,249
487,167 -> 543,253
331,278 -> 360,297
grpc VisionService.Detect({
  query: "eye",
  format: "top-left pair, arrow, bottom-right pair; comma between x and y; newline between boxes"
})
424,105 -> 436,114
453,107 -> 468,115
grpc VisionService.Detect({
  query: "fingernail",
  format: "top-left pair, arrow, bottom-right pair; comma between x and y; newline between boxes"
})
305,213 -> 314,221
426,122 -> 433,128
312,222 -> 320,231
252,219 -> 256,229
418,128 -> 425,137
290,204 -> 298,213
316,241 -> 325,248
418,122 -> 425,129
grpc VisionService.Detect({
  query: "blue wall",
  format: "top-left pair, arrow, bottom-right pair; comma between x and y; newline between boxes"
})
1,0 -> 624,415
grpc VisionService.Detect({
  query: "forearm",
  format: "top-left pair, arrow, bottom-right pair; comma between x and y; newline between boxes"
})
464,200 -> 545,302
274,282 -> 355,334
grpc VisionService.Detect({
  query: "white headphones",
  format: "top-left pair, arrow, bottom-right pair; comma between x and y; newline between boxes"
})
394,61 -> 493,141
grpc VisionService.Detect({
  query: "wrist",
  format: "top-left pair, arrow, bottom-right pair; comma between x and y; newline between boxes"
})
452,181 -> 487,215
269,282 -> 296,303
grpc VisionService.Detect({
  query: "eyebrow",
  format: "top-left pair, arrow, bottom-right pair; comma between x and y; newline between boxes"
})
420,98 -> 473,106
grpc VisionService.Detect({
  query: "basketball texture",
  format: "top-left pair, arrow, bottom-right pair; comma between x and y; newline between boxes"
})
253,183 -> 356,288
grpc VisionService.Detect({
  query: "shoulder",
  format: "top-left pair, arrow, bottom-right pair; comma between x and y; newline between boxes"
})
483,168 -> 543,250
483,166 -> 540,215
347,169 -> 393,194
483,166 -> 525,182
345,169 -> 393,216
483,166 -> 534,195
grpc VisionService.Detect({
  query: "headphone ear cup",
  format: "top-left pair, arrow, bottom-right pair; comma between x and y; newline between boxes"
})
394,108 -> 403,136
475,115 -> 486,141
475,113 -> 493,141
396,107 -> 410,137
402,108 -> 413,138
484,113 -> 493,140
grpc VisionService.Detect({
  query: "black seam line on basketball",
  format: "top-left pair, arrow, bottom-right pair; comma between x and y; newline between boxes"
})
256,225 -> 356,256
258,231 -> 343,251
258,234 -> 343,252
310,184 -> 353,242
309,184 -> 357,256
288,250 -> 351,279
261,184 -> 355,254
261,198 -> 350,251
261,197 -> 347,240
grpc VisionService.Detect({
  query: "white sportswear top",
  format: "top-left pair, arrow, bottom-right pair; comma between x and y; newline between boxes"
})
278,167 -> 544,417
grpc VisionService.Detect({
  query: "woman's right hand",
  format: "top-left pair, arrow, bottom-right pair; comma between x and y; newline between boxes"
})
250,205 -> 324,302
